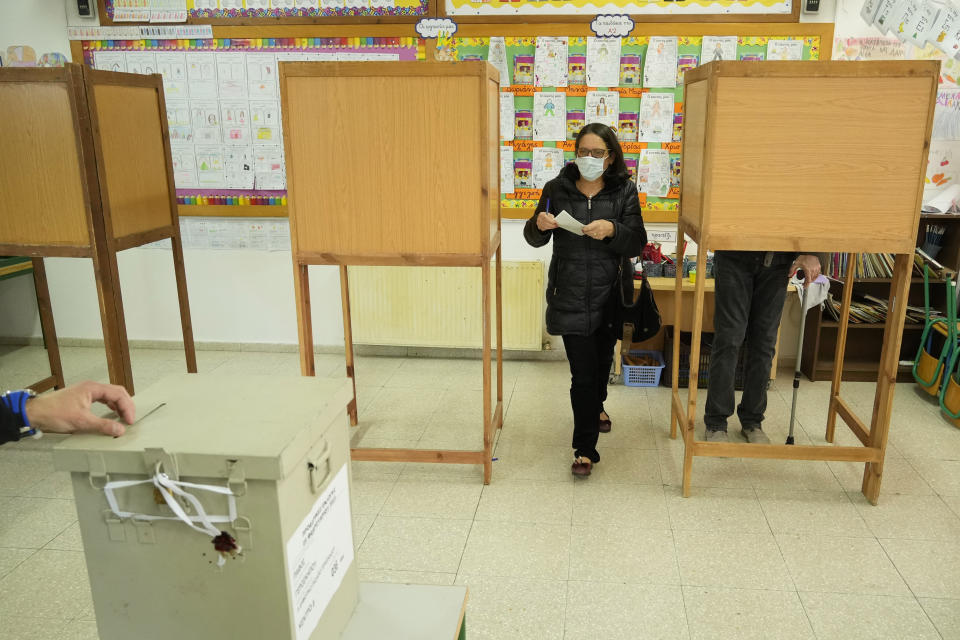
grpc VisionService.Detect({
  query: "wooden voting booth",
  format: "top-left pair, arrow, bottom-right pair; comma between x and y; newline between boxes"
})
280,61 -> 504,483
0,64 -> 197,394
671,60 -> 938,504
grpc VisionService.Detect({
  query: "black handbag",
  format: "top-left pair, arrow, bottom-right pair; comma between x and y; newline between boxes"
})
617,257 -> 662,342
613,188 -> 662,342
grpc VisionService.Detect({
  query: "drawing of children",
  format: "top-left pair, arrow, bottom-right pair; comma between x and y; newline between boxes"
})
713,44 -> 723,61
544,100 -> 556,117
596,97 -> 607,117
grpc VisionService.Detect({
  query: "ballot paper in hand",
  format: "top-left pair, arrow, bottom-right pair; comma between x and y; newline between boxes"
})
555,209 -> 584,235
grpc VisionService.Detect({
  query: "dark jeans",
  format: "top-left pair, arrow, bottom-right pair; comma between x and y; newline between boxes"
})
704,252 -> 791,431
562,324 -> 618,462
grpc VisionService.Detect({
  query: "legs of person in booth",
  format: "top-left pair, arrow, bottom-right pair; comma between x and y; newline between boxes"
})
563,321 -> 618,476
704,252 -> 790,444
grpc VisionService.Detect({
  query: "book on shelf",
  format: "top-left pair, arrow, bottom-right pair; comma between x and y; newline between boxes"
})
825,253 -> 923,279
824,292 -> 937,325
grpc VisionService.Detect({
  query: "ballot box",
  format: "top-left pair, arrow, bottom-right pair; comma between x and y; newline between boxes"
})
53,374 -> 357,640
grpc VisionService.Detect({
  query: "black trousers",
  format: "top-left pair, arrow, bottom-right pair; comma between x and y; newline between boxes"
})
562,322 -> 618,462
704,252 -> 791,431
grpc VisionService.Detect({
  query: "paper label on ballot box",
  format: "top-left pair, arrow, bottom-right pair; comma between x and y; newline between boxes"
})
286,466 -> 354,640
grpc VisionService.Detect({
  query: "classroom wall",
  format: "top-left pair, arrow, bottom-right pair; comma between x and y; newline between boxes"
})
0,2 -> 839,363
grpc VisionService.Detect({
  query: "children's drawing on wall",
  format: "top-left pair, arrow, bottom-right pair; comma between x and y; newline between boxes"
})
701,36 -> 737,63
514,110 -> 533,140
619,55 -> 641,86
934,88 -> 960,140
500,92 -> 515,140
926,141 -> 960,194
832,36 -> 908,61
534,92 -> 566,141
500,145 -> 515,194
643,36 -> 678,88
568,55 -> 586,86
586,36 -> 621,88
4,45 -> 37,67
513,55 -> 534,85
39,53 -> 67,67
514,159 -> 533,189
585,91 -> 619,129
617,112 -> 638,142
638,148 -> 670,197
126,52 -> 157,75
534,37 -> 568,87
766,39 -> 804,60
566,110 -> 585,140
487,37 -> 510,85
638,92 -> 674,143
533,147 -> 564,188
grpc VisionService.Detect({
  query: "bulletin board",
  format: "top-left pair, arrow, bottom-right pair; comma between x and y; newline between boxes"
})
77,36 -> 425,219
443,0 -> 794,20
444,33 -> 821,220
99,0 -> 430,24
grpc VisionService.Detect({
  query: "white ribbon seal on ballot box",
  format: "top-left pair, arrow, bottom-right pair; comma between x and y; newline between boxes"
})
102,462 -> 241,567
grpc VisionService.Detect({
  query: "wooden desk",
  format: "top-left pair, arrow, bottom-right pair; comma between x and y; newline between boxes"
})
341,583 -> 468,640
0,257 -> 64,392
631,276 -> 793,380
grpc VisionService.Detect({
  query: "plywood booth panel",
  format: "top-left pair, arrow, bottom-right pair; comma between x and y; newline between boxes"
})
681,61 -> 938,254
89,76 -> 177,241
281,61 -> 498,261
0,71 -> 90,249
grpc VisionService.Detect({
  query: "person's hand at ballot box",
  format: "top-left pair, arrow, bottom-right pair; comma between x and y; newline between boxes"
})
0,381 -> 136,445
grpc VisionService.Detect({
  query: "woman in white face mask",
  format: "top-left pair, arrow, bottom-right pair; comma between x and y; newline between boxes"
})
523,123 -> 647,477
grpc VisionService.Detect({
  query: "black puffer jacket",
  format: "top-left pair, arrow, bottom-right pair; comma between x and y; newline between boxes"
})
524,163 -> 647,336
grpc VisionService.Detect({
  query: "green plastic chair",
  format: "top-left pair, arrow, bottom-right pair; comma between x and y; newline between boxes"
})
913,265 -> 956,394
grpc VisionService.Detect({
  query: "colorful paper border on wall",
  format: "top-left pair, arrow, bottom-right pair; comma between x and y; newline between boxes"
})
445,0 -> 790,17
105,0 -> 430,20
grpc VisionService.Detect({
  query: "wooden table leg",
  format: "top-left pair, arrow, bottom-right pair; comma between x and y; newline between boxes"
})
338,265 -> 358,426
826,253 -> 856,443
862,253 -> 912,504
170,233 -> 197,374
682,241 -> 708,498
31,258 -> 64,390
482,258 -> 493,485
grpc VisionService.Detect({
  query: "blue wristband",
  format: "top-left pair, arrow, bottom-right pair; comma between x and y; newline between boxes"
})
1,390 -> 37,438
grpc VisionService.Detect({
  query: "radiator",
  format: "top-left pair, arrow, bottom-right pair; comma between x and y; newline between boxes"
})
346,261 -> 543,350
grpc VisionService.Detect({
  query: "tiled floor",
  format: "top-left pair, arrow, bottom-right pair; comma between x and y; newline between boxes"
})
1,344 -> 959,639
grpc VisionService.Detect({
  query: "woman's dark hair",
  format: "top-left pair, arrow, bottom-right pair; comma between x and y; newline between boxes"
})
574,122 -> 630,185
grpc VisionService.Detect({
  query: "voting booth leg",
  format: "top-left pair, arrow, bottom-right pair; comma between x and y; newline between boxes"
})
681,242 -> 709,498
670,225 -> 687,441
91,245 -> 134,394
30,257 -> 65,392
293,261 -> 316,377
483,257 -> 494,485
826,253 -> 857,443
170,235 -> 197,375
496,244 -> 504,422
863,253 -> 912,503
340,265 -> 359,426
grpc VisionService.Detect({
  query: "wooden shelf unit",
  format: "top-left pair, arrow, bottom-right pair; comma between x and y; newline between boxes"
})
801,212 -> 960,383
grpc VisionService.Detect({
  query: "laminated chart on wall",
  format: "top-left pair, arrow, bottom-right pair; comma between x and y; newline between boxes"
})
452,35 -> 821,213
444,0 -> 791,17
103,0 -> 429,20
81,36 -> 425,208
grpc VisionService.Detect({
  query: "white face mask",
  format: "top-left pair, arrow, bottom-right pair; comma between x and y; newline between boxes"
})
575,156 -> 605,181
